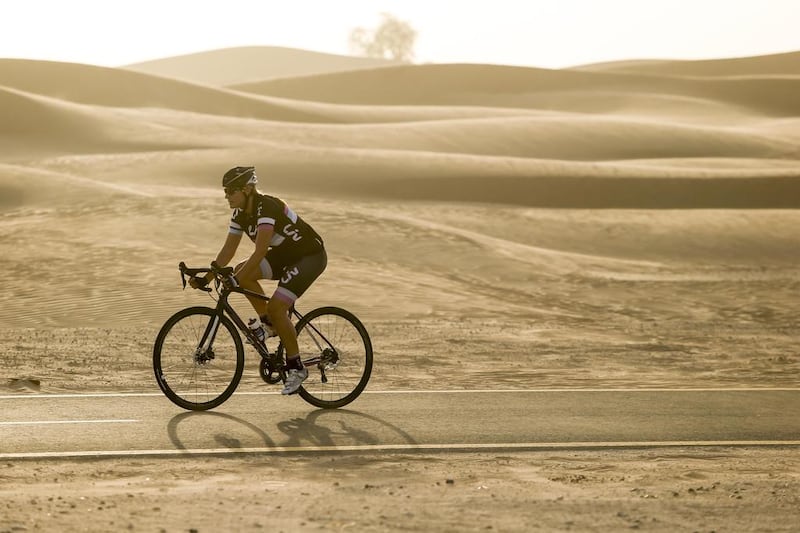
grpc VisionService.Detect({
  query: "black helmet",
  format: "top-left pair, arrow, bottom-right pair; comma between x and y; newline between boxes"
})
222,166 -> 257,190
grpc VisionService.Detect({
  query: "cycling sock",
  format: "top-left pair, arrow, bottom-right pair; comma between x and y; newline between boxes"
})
285,356 -> 303,370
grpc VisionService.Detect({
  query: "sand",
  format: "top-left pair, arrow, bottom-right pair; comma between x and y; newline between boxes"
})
1,47 -> 799,531
1,449 -> 799,532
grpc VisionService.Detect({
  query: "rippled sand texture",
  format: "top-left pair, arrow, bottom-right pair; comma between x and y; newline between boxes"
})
1,47 -> 799,389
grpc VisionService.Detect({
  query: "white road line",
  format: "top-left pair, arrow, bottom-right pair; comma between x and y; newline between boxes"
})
2,440 -> 800,460
0,393 -> 165,400
0,388 -> 798,400
0,419 -> 139,426
348,388 -> 800,393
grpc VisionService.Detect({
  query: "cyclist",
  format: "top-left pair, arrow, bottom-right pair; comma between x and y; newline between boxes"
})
190,166 -> 326,395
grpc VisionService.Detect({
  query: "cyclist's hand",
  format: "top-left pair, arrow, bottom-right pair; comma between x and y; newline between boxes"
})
189,276 -> 210,290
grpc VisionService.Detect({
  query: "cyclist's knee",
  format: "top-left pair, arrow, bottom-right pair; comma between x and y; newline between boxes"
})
267,296 -> 291,321
235,259 -> 272,282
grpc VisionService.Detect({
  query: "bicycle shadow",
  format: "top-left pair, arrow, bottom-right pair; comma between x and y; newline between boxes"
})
167,410 -> 276,450
166,408 -> 418,452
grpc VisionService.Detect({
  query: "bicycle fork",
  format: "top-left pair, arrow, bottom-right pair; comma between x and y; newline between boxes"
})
195,313 -> 221,363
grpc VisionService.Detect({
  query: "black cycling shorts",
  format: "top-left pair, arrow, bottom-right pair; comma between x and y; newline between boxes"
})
259,248 -> 327,303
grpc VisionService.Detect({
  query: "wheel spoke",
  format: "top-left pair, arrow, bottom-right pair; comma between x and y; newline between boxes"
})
295,308 -> 372,408
154,308 -> 244,410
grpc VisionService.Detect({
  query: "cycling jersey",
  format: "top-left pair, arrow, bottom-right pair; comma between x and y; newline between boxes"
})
229,194 -> 323,262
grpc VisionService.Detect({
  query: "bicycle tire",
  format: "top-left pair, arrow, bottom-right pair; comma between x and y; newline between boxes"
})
153,306 -> 244,411
279,306 -> 373,409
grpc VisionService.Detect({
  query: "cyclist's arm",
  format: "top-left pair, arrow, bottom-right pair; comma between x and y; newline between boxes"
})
215,231 -> 242,266
235,224 -> 273,281
195,232 -> 241,285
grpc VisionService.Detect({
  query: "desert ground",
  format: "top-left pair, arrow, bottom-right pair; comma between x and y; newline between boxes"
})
1,47 -> 799,531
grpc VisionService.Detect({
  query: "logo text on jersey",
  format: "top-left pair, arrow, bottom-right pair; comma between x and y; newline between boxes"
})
281,267 -> 300,284
283,224 -> 303,242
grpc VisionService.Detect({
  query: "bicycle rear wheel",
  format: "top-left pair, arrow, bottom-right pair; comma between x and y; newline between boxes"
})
153,306 -> 244,411
281,306 -> 372,409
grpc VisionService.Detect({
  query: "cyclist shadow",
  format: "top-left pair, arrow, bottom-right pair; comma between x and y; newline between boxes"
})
167,408 -> 418,451
276,409 -> 418,449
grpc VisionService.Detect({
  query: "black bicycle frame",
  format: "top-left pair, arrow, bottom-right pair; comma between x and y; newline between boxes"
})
179,261 -> 332,364
213,283 -> 331,365
214,284 -> 276,358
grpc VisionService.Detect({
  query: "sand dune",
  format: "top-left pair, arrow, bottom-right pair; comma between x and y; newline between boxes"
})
0,163 -> 159,209
109,104 -> 797,161
1,85 -> 123,151
0,53 -> 797,208
574,50 -> 800,77
0,59 -> 328,122
124,46 -> 400,86
0,58 -> 565,126
232,63 -> 800,117
6,143 -> 798,211
2,58 -> 549,126
0,85 -> 208,159
234,115 -> 799,160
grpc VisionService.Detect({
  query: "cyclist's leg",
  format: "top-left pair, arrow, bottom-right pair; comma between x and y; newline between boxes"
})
268,249 -> 328,363
234,258 -> 276,319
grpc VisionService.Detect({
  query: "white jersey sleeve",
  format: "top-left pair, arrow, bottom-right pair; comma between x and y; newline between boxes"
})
229,208 -> 244,235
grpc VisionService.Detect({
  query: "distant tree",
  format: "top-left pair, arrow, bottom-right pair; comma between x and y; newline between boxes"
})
349,13 -> 417,62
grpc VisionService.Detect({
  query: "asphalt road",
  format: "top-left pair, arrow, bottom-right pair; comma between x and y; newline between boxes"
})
1,389 -> 799,458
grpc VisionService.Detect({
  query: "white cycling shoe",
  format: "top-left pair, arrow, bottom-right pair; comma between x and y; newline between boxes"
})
281,367 -> 308,395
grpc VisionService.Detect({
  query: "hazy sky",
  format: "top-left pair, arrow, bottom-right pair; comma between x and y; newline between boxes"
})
2,0 -> 799,68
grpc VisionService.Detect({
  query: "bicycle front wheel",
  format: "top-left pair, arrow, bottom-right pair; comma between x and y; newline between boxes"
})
153,306 -> 244,411
281,306 -> 373,409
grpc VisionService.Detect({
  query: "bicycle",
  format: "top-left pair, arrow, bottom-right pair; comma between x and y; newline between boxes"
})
153,261 -> 373,411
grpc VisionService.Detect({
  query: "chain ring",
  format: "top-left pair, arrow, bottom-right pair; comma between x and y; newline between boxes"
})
259,357 -> 284,384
